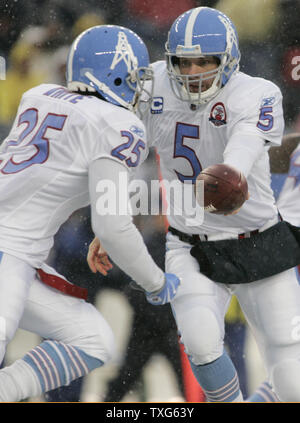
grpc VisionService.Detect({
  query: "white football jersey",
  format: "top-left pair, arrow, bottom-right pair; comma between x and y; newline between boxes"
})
0,84 -> 148,267
277,144 -> 300,226
143,61 -> 284,234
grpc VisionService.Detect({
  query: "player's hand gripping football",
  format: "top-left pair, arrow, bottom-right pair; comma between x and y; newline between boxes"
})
87,237 -> 113,276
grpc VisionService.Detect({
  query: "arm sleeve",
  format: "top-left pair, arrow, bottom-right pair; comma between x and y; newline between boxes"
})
223,135 -> 267,177
89,157 -> 165,293
223,84 -> 284,177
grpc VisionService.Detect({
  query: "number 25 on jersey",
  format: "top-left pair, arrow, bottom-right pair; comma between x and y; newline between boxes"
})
0,108 -> 67,174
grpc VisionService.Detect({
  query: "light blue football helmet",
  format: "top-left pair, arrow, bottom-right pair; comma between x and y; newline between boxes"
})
165,7 -> 241,106
66,25 -> 153,114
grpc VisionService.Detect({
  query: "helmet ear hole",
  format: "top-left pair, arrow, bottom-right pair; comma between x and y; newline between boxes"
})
114,78 -> 122,86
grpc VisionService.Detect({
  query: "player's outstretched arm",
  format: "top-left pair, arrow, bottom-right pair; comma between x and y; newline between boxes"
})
88,157 -> 180,300
89,237 -> 181,304
87,236 -> 113,275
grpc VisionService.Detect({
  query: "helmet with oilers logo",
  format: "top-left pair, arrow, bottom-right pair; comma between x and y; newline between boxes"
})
66,25 -> 153,114
165,7 -> 240,106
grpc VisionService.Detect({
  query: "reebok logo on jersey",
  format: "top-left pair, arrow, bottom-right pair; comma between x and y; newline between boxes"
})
261,97 -> 275,107
130,125 -> 144,138
209,102 -> 227,127
151,97 -> 164,114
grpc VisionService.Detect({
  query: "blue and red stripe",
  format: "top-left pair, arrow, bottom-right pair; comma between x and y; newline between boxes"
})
23,340 -> 103,392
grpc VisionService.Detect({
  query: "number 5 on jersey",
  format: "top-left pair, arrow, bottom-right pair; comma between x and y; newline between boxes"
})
174,122 -> 202,183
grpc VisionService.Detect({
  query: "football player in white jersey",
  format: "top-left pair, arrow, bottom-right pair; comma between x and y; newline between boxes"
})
89,8 -> 300,402
0,25 -> 180,402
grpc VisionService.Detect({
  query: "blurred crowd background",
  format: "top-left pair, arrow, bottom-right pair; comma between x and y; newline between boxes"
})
0,0 -> 300,402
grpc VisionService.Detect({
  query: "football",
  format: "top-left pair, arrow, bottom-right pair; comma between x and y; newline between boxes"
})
195,164 -> 248,214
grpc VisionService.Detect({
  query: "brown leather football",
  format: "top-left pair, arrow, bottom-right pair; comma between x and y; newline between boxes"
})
195,164 -> 248,214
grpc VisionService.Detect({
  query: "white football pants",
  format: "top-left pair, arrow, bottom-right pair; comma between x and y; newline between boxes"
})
166,232 -> 300,401
0,253 -> 115,365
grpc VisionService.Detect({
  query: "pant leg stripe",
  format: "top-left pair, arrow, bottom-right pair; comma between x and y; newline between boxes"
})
259,386 -> 278,402
207,379 -> 239,402
22,340 -> 104,394
25,351 -> 49,392
68,344 -> 89,374
36,345 -> 61,388
33,347 -> 56,390
205,373 -> 239,398
63,343 -> 83,379
48,341 -> 72,385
